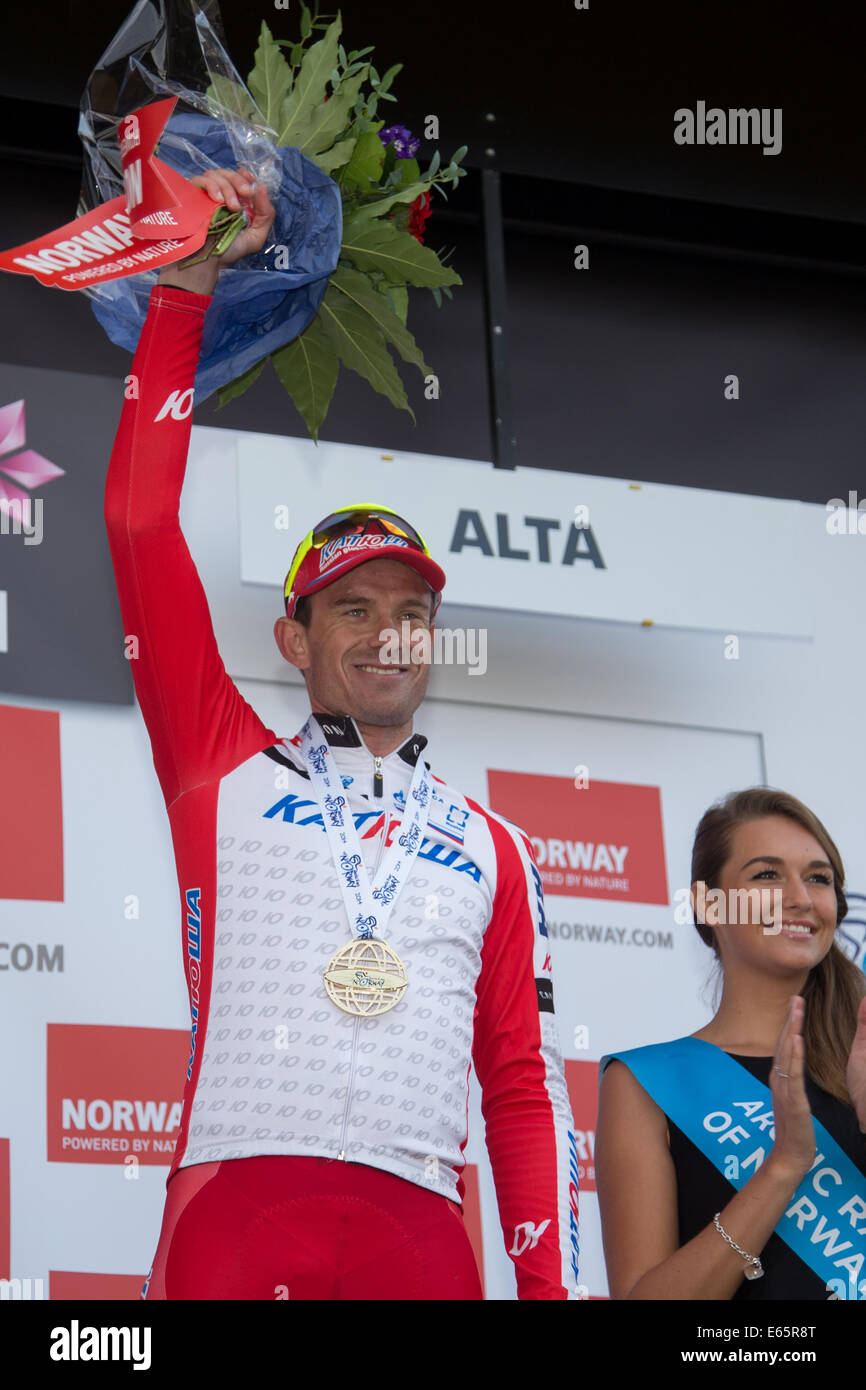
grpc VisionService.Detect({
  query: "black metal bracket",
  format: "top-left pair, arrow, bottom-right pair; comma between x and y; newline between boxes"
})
480,166 -> 517,470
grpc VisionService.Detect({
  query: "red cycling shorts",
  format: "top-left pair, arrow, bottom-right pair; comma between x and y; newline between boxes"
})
142,1155 -> 483,1300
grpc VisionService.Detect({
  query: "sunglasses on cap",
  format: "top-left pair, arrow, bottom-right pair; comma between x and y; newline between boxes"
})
283,504 -> 433,609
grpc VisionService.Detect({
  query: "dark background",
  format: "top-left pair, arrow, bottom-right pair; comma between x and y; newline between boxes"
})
2,1 -> 866,502
3,1 -> 865,222
2,0 -> 866,706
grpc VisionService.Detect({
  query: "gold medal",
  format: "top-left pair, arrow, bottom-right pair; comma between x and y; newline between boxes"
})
323,938 -> 408,1017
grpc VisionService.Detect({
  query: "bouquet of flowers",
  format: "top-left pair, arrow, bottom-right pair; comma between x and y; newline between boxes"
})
78,0 -> 466,441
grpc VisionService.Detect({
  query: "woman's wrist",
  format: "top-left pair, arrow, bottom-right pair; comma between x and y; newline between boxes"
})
760,1149 -> 811,1190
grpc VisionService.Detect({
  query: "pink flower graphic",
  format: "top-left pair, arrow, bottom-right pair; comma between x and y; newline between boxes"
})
0,400 -> 64,513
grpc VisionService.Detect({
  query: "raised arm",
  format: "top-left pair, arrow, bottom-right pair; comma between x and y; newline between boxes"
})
103,171 -> 278,805
595,998 -> 816,1299
471,809 -> 581,1299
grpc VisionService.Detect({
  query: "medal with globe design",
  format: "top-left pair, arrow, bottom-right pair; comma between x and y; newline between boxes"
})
324,938 -> 408,1016
298,717 -> 432,1020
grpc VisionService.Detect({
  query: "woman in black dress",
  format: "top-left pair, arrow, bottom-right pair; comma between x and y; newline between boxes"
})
596,787 -> 866,1299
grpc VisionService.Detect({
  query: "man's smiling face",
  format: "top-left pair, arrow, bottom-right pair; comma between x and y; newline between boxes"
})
274,558 -> 434,737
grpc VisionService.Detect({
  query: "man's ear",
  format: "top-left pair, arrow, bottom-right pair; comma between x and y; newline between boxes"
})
274,615 -> 311,672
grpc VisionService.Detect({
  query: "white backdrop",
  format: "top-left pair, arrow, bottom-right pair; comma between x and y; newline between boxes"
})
2,419 -> 865,1300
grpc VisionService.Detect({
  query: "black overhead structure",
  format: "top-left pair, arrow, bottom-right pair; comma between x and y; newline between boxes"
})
3,0 -> 866,503
480,157 -> 518,470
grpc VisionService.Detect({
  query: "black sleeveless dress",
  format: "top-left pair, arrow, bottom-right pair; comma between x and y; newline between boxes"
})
667,1053 -> 866,1299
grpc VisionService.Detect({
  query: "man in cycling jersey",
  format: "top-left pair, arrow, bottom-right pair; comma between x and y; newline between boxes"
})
105,166 -> 580,1300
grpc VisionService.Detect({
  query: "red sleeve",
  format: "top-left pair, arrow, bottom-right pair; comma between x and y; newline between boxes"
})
470,805 -> 581,1299
103,284 -> 276,805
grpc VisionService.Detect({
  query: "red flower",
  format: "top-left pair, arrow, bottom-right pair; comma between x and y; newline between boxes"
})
407,190 -> 432,245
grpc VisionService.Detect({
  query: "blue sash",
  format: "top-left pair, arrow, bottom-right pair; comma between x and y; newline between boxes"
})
603,1037 -> 866,1298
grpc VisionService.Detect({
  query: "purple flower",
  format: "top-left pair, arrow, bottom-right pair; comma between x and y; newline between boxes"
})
379,124 -> 420,158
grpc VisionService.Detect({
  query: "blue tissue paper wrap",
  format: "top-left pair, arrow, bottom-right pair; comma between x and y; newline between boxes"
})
88,112 -> 343,402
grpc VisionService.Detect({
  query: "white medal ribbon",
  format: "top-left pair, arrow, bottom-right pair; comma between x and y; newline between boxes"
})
298,716 -> 432,940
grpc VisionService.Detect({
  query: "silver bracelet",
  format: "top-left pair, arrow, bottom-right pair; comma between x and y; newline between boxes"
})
713,1213 -> 764,1280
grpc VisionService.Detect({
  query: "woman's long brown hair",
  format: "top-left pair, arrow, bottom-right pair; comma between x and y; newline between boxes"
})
691,787 -> 865,1106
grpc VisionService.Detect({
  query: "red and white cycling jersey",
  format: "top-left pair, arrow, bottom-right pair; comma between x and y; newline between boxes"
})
104,285 -> 580,1299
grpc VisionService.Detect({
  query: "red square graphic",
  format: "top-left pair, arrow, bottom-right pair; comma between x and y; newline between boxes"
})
564,1059 -> 599,1194
47,1024 -> 189,1165
50,1271 -> 146,1300
487,771 -> 668,904
0,1139 -> 9,1279
0,704 -> 63,900
460,1162 -> 485,1294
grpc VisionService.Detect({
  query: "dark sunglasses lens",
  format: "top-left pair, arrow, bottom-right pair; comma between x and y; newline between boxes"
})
313,509 -> 424,550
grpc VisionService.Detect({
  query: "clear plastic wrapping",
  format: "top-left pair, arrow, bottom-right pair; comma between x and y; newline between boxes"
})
77,0 -> 342,400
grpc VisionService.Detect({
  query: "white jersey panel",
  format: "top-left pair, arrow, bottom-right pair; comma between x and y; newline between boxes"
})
182,742 -> 493,1200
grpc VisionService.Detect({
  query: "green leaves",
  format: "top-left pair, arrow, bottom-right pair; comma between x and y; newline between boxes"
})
282,70 -> 368,156
276,15 -> 341,147
341,216 -> 462,288
340,128 -> 386,193
271,313 -> 339,443
392,157 -> 420,188
261,10 -> 369,157
374,63 -> 402,98
220,6 -> 464,440
267,265 -> 429,436
378,282 -> 408,326
311,136 -> 357,174
346,178 -> 430,226
318,280 -> 415,422
216,357 -> 266,409
329,264 -> 430,375
178,206 -> 247,267
248,23 -> 292,129
205,74 -> 260,125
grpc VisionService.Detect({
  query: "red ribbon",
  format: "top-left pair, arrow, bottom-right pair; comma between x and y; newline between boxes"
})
0,98 -> 216,291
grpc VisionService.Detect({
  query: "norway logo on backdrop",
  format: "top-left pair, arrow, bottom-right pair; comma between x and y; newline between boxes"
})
47,1025 -> 188,1165
487,771 -> 668,904
50,1271 -> 146,1300
564,1060 -> 599,1193
0,704 -> 63,901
